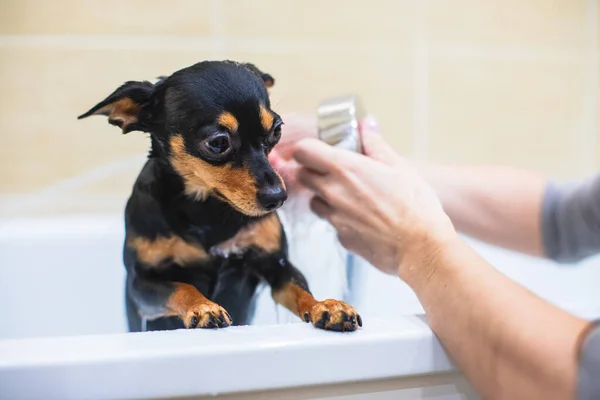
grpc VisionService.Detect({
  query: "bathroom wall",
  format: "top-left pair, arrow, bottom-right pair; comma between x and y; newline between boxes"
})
1,0 -> 598,217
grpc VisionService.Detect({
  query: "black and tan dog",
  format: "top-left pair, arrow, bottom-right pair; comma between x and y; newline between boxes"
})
79,60 -> 362,332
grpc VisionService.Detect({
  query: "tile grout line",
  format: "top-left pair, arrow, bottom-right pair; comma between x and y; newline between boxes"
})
593,0 -> 600,170
210,0 -> 225,59
583,0 -> 599,173
0,35 -> 394,53
0,35 -> 585,63
429,43 -> 582,63
411,0 -> 429,159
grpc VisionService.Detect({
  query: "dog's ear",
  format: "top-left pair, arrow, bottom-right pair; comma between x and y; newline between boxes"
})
242,63 -> 275,89
261,73 -> 275,88
78,80 -> 155,134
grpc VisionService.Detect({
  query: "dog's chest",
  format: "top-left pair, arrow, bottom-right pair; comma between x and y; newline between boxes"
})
133,213 -> 273,273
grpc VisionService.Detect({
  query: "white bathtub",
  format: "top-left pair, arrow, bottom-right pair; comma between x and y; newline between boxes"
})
0,209 -> 355,339
1,214 -> 599,399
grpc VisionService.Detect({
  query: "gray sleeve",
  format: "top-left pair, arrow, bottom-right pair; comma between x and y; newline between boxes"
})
541,174 -> 600,263
578,321 -> 600,400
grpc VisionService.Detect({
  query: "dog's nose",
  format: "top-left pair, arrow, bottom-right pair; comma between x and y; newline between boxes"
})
257,186 -> 287,211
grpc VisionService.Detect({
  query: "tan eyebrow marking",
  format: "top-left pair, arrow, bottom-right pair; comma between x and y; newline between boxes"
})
260,105 -> 274,131
217,111 -> 239,133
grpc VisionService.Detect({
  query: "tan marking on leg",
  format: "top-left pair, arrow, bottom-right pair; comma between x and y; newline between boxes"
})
166,283 -> 232,328
272,282 -> 317,317
272,283 -> 362,332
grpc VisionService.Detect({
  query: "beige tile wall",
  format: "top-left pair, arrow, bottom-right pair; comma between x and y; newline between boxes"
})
597,0 -> 600,169
0,0 -> 598,217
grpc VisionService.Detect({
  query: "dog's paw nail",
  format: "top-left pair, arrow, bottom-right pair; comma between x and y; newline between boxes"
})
189,316 -> 199,328
205,316 -> 217,329
357,315 -> 363,327
303,312 -> 310,323
218,311 -> 233,328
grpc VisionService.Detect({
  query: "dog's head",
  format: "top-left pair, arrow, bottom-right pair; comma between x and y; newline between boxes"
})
79,61 -> 286,216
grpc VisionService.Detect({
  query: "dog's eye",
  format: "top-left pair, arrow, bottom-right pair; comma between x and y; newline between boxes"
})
203,134 -> 231,155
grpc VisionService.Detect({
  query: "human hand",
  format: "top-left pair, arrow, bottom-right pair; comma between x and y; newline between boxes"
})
292,117 -> 457,277
269,114 -> 318,194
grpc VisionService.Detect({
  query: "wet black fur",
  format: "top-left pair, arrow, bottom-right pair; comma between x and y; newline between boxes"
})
79,61 -> 311,331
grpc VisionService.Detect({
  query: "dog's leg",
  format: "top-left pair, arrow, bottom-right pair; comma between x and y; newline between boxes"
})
212,213 -> 362,331
127,272 -> 232,329
255,256 -> 362,332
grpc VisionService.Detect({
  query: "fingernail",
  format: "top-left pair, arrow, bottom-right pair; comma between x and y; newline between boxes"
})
363,115 -> 380,132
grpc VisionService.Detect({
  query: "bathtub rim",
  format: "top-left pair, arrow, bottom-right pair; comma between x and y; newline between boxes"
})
0,315 -> 455,400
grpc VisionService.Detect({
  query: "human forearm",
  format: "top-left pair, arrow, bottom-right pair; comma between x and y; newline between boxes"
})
402,237 -> 588,400
411,162 -> 547,257
290,123 -> 596,399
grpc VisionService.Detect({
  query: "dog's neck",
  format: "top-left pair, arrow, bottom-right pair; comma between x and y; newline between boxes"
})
148,135 -> 167,159
147,155 -> 261,248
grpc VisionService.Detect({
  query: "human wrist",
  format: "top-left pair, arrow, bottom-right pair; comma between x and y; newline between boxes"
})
397,229 -> 461,291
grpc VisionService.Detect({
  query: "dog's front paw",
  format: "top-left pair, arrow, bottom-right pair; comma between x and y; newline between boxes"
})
303,300 -> 362,332
183,302 -> 232,329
